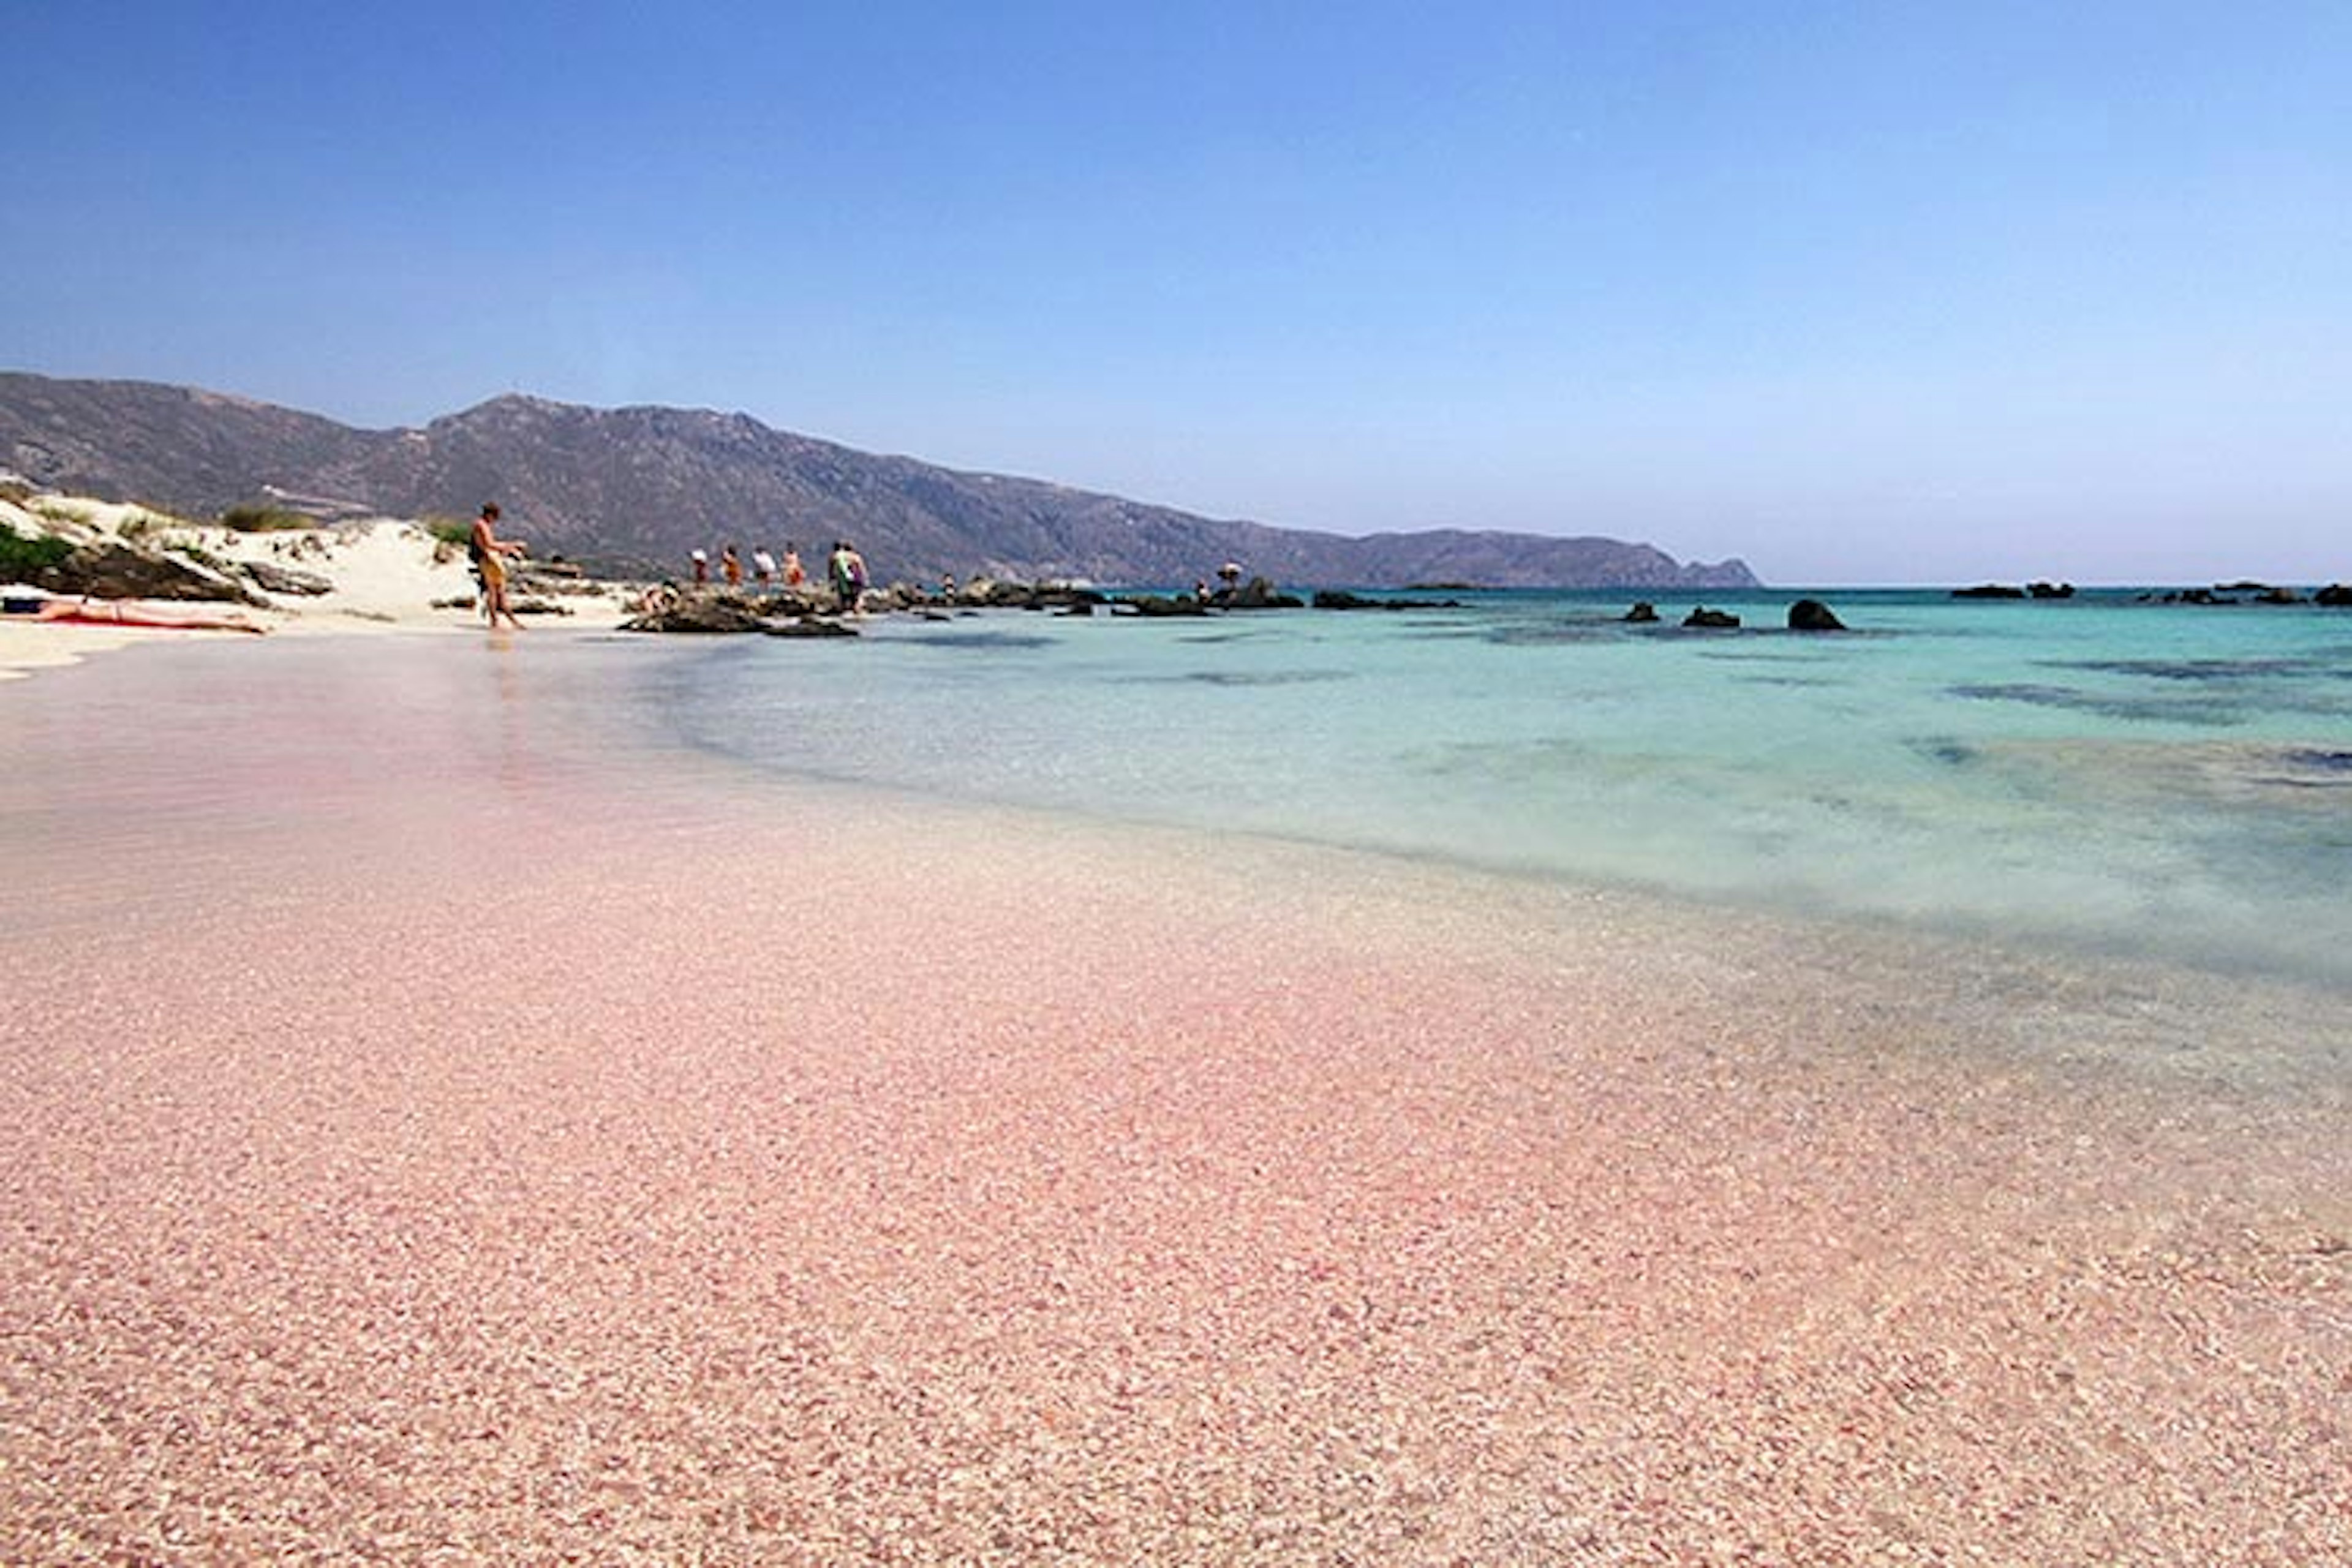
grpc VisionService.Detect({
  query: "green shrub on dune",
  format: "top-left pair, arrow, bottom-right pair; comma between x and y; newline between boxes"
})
220,505 -> 312,532
0,527 -> 74,576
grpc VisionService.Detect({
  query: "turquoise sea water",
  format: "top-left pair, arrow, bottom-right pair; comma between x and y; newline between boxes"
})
652,589 -> 2352,990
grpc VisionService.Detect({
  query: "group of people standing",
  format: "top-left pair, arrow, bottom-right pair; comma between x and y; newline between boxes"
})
467,504 -> 889,626
692,541 -> 809,592
687,539 -> 867,612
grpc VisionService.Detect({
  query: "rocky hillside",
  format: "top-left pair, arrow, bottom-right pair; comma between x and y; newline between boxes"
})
0,373 -> 1758,589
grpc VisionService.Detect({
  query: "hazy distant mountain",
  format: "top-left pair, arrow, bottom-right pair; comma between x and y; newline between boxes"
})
0,373 -> 1758,589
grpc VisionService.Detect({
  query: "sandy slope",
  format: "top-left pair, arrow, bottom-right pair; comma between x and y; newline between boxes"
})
1,492 -> 632,679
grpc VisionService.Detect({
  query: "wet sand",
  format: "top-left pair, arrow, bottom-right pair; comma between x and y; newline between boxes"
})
2,638 -> 2346,1564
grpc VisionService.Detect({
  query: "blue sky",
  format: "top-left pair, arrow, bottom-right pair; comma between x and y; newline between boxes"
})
7,1 -> 2346,583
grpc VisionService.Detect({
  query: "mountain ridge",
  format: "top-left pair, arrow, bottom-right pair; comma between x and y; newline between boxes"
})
0,372 -> 1760,589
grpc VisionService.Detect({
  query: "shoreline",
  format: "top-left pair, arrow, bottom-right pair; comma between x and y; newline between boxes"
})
4,633 -> 2347,1562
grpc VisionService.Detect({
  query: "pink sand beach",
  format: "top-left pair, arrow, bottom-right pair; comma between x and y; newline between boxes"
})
3,636 -> 2346,1564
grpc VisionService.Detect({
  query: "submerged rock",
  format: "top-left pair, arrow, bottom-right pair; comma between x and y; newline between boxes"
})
1623,601 -> 1660,624
1683,606 -> 1741,629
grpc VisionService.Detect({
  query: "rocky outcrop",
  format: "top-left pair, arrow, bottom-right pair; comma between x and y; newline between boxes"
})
241,559 -> 334,596
1623,601 -> 1660,624
950,581 -> 1109,614
1116,594 -> 1210,617
1787,598 -> 1846,631
2194,581 -> 2307,605
2318,584 -> 2351,607
1224,576 -> 1306,611
1311,590 -> 1464,611
1950,582 -> 2073,600
1683,606 -> 1741,628
23,539 -> 264,604
619,597 -> 774,634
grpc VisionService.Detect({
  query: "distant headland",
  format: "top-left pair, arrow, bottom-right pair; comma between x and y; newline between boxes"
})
0,372 -> 1757,592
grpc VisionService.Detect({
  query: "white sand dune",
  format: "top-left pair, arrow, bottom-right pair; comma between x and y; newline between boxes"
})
1,491 -> 633,678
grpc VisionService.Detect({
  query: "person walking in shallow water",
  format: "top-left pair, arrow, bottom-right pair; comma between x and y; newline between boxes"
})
469,503 -> 529,631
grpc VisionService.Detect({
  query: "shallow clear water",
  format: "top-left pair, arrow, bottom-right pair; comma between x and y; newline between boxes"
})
7,611 -> 2346,1095
654,589 -> 2352,988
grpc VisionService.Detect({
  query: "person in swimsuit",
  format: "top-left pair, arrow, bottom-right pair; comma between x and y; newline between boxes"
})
10,597 -> 266,633
470,503 -> 528,630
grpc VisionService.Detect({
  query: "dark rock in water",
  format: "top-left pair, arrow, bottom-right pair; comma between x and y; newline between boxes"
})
621,596 -> 771,633
948,579 -> 1109,613
1229,575 -> 1305,610
1117,594 -> 1210,617
241,559 -> 334,596
1683,606 -> 1741,628
2252,585 -> 2304,605
1126,576 -> 1302,613
1787,598 -> 1845,631
1951,584 -> 2027,599
1623,601 -> 1660,624
1311,589 -> 1463,611
28,540 -> 264,604
766,617 -> 858,638
2027,581 -> 2075,599
2316,584 -> 2351,606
